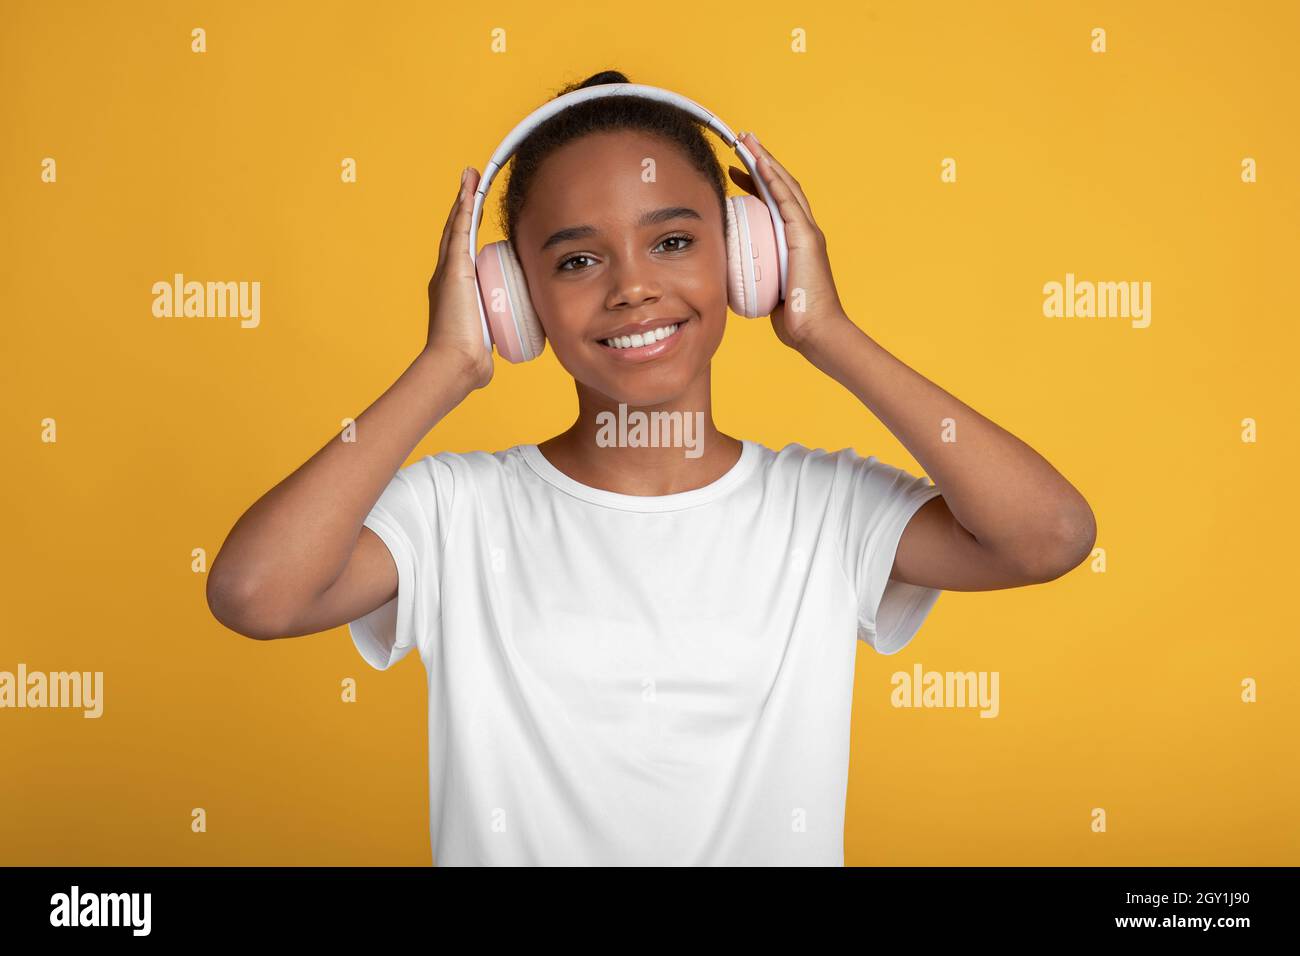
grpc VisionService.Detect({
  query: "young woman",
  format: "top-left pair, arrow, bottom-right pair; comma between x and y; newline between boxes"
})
207,70 -> 1096,866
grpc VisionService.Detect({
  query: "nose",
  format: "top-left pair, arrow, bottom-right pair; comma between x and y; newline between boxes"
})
604,255 -> 663,311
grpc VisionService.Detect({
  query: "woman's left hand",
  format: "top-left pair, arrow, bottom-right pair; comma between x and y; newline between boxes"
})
729,131 -> 850,352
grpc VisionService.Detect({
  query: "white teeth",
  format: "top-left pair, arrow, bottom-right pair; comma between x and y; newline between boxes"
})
601,323 -> 681,350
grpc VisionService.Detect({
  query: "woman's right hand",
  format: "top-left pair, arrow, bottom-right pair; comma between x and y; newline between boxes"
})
425,166 -> 494,391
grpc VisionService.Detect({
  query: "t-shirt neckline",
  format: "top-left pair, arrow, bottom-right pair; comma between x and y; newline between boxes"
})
518,439 -> 759,512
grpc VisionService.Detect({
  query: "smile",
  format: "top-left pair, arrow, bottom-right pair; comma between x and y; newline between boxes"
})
599,322 -> 683,350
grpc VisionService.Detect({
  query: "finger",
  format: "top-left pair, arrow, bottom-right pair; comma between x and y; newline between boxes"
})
744,132 -> 811,220
436,169 -> 465,268
755,154 -> 815,244
443,167 -> 480,276
747,147 -> 818,245
436,167 -> 478,270
743,133 -> 818,228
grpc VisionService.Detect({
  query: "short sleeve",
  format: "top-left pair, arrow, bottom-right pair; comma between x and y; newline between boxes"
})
348,454 -> 454,671
836,448 -> 944,656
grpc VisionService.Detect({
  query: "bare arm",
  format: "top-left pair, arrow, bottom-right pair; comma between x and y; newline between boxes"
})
799,318 -> 1096,590
733,131 -> 1096,591
207,165 -> 493,638
206,347 -> 480,639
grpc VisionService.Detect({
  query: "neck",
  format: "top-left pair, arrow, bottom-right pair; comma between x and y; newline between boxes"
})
537,367 -> 742,496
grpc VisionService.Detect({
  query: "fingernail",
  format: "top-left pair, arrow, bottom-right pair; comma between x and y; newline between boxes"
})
751,131 -> 761,145
461,167 -> 469,184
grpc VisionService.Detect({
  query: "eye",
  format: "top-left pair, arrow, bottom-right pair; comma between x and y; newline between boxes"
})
557,253 -> 595,272
556,233 -> 695,273
656,233 -> 695,253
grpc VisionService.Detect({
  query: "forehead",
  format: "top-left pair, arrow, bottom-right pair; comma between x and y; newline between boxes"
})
517,129 -> 716,232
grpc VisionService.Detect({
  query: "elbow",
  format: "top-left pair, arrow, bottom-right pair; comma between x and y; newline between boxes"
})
206,566 -> 289,641
1016,503 -> 1098,584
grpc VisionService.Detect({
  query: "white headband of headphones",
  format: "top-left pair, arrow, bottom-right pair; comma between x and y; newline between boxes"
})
467,82 -> 789,350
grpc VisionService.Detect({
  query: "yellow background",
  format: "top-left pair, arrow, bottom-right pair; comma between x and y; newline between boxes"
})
2,0 -> 1296,865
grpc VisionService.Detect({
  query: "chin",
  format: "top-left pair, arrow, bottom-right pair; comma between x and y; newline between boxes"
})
591,371 -> 698,409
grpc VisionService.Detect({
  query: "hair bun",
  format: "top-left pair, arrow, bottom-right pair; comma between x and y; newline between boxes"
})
575,69 -> 630,91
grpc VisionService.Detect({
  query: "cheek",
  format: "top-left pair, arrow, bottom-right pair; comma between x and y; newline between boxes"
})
702,253 -> 732,315
527,287 -> 598,371
651,242 -> 725,311
532,281 -> 599,344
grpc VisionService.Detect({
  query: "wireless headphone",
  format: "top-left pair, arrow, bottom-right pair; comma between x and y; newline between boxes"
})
467,83 -> 790,363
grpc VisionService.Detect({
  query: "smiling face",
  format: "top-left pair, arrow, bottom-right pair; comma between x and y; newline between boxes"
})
512,129 -> 729,407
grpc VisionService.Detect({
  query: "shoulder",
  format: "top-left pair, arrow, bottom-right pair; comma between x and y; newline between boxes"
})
749,442 -> 933,518
751,440 -> 878,492
402,445 -> 533,491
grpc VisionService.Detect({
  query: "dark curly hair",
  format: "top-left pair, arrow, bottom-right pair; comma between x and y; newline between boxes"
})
497,70 -> 729,254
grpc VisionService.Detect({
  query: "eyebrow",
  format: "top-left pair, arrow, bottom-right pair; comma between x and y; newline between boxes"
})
540,206 -> 703,252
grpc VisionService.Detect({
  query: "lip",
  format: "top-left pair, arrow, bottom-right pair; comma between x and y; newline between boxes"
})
597,316 -> 691,341
595,318 -> 691,363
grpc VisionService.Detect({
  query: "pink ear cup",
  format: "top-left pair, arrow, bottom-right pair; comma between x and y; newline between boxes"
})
724,194 -> 781,318
475,240 -> 546,363
724,200 -> 748,315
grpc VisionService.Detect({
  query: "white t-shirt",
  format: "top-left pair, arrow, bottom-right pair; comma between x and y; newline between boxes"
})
348,439 -> 943,865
